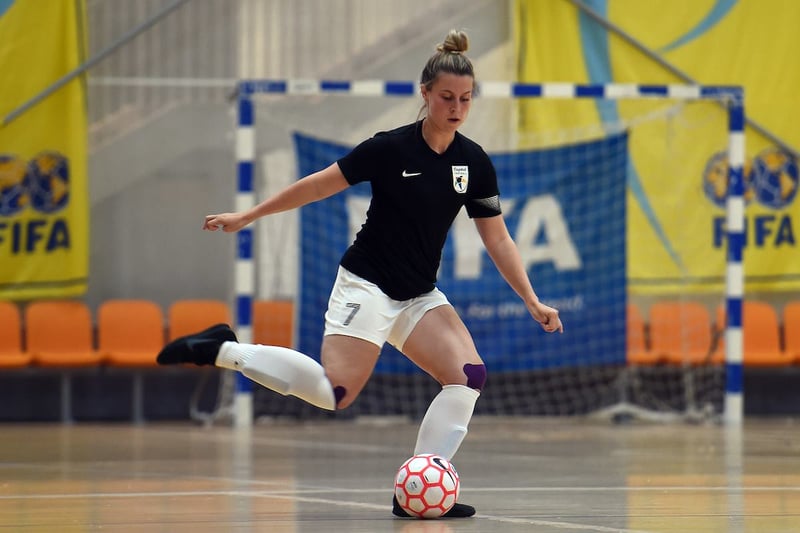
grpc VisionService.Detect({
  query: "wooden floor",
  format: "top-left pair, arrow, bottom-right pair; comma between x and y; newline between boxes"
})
1,417 -> 799,532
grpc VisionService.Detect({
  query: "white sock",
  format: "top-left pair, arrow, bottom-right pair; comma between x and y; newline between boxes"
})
216,342 -> 336,410
414,384 -> 480,460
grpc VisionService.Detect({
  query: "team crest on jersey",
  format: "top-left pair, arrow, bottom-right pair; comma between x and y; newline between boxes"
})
452,165 -> 468,193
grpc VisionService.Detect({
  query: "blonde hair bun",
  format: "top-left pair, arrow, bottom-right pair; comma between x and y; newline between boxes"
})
437,29 -> 469,54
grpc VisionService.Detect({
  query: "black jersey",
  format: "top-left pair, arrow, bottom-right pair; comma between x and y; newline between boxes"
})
336,121 -> 502,301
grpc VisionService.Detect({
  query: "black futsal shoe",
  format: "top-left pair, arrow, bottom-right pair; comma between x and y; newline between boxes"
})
391,495 -> 476,518
156,323 -> 238,366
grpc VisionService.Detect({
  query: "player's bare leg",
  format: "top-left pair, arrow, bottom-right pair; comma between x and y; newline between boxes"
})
403,304 -> 484,390
320,334 -> 381,409
392,304 -> 485,518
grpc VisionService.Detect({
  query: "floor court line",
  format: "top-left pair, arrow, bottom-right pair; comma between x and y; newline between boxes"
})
4,466 -> 798,496
0,486 -> 717,533
0,489 -> 661,533
247,491 -> 664,533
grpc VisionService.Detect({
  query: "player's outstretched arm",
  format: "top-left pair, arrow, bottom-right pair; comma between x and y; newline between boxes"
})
474,215 -> 563,333
204,162 -> 349,232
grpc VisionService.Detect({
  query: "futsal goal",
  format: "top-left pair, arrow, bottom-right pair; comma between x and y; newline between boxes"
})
197,80 -> 745,427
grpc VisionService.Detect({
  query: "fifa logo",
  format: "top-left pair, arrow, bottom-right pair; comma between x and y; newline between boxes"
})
704,148 -> 798,248
0,151 -> 72,253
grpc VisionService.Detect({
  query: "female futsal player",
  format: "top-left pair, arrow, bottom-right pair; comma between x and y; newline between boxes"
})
157,29 -> 563,518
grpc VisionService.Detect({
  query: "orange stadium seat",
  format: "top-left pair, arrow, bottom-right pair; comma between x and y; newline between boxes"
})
784,301 -> 800,364
649,301 -> 716,365
253,300 -> 294,347
0,301 -> 32,368
25,300 -> 101,423
98,299 -> 165,367
168,299 -> 231,340
626,303 -> 658,364
26,300 -> 101,367
98,299 -> 166,423
716,302 -> 791,366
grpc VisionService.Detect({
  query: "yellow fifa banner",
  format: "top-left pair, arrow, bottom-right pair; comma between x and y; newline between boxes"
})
0,0 -> 89,299
515,0 -> 800,294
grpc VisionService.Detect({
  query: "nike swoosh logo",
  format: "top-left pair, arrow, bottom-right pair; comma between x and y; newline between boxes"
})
185,338 -> 206,352
402,170 -> 422,177
432,457 -> 448,470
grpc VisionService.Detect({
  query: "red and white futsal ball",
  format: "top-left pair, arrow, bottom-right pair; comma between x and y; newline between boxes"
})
394,453 -> 460,518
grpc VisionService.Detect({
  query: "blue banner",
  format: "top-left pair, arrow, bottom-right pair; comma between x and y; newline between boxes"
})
296,132 -> 627,373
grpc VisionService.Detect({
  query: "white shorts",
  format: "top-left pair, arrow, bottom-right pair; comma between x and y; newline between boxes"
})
324,266 -> 450,350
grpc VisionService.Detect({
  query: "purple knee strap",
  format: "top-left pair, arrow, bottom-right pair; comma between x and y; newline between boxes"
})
463,363 -> 486,391
333,385 -> 347,408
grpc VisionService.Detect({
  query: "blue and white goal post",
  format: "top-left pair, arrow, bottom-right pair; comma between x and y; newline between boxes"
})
231,80 -> 745,427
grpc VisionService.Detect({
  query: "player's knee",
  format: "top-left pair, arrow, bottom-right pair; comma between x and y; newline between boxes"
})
463,363 -> 487,391
326,375 -> 363,409
324,364 -> 370,409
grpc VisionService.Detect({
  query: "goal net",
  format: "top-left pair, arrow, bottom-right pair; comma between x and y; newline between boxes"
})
224,81 -> 743,424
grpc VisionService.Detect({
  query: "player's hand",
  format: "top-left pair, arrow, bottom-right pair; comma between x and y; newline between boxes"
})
203,212 -> 249,232
529,301 -> 563,333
